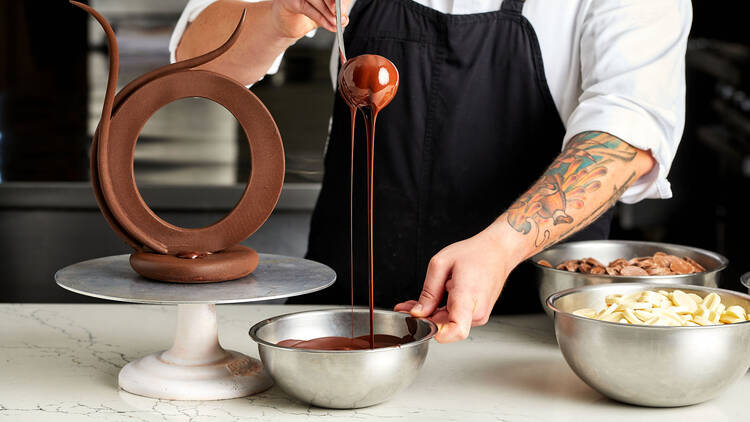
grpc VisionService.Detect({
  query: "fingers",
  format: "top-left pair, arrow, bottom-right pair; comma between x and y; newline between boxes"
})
323,0 -> 350,27
434,288 -> 475,343
311,0 -> 350,31
394,300 -> 418,312
412,254 -> 453,317
332,0 -> 351,26
400,283 -> 487,342
322,0 -> 336,14
298,0 -> 336,31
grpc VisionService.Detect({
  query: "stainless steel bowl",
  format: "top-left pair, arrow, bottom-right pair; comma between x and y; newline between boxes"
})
249,308 -> 437,409
547,283 -> 750,407
741,272 -> 750,294
533,240 -> 728,314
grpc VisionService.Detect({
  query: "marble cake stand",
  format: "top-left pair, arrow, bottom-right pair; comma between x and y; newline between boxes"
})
55,253 -> 335,401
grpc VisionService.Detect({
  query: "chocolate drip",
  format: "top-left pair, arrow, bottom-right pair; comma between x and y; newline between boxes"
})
337,55 -> 399,348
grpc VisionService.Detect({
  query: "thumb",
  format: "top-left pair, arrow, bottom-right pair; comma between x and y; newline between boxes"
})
412,254 -> 452,317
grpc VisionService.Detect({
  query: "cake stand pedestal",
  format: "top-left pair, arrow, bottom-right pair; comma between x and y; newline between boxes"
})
55,253 -> 335,400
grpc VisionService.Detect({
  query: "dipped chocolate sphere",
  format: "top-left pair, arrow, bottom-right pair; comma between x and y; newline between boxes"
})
338,54 -> 399,111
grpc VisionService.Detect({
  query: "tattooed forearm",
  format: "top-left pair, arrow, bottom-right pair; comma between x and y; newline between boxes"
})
552,170 -> 636,247
505,131 -> 641,249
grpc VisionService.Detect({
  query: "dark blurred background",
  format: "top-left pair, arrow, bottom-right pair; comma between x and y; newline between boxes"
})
0,1 -> 747,302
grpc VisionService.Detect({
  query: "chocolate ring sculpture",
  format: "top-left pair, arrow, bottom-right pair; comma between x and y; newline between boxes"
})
73,1 -> 285,282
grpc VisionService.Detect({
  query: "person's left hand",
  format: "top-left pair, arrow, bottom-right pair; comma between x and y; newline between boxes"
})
394,225 -> 522,343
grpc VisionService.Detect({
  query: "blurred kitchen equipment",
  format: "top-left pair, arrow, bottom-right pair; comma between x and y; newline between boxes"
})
741,272 -> 750,293
533,240 -> 728,314
249,308 -> 437,408
547,283 -> 750,407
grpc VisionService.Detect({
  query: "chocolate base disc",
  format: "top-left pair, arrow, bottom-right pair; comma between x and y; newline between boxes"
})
130,245 -> 259,283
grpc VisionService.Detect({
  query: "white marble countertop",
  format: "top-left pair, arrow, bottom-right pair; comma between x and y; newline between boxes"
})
1,304 -> 747,421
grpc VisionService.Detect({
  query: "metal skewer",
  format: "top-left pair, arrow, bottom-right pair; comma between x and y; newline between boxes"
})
335,0 -> 346,63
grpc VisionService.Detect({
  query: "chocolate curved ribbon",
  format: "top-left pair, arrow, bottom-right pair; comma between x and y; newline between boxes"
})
72,1 -> 285,255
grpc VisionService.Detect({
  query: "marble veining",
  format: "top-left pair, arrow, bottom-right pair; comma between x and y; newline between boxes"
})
1,304 -> 747,421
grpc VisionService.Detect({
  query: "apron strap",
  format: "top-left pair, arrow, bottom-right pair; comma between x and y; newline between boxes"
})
500,0 -> 524,14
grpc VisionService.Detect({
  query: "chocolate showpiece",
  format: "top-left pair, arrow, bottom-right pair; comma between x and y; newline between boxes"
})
72,1 -> 285,282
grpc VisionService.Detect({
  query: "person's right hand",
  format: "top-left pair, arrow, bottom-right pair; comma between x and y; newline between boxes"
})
271,0 -> 351,39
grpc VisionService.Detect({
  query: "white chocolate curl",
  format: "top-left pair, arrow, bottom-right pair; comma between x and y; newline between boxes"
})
572,290 -> 749,326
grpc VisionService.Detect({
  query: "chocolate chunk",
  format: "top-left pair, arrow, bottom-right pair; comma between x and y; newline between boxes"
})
669,258 -> 693,274
636,258 -> 656,269
683,256 -> 706,272
646,267 -> 673,275
653,254 -> 671,268
537,259 -> 553,268
608,258 -> 629,268
605,266 -> 620,276
620,265 -> 649,276
589,266 -> 606,275
558,260 -> 580,272
583,257 -> 605,268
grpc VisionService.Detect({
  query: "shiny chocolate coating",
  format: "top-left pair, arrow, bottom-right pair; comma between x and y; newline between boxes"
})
338,54 -> 399,112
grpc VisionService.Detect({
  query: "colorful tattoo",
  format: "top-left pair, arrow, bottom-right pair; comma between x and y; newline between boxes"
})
506,132 -> 637,247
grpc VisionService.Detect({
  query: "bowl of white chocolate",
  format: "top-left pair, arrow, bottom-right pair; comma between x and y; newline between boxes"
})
547,283 -> 750,407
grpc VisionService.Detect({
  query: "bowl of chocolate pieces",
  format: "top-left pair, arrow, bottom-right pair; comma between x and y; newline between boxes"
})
532,240 -> 728,315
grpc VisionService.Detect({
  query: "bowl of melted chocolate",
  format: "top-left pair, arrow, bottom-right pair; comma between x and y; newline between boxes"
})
249,308 -> 437,409
532,240 -> 728,316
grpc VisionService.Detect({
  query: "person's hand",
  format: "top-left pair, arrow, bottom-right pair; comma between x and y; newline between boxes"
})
271,0 -> 351,39
394,224 -> 525,343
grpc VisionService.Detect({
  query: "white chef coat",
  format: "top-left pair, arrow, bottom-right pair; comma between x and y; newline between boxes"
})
170,0 -> 692,204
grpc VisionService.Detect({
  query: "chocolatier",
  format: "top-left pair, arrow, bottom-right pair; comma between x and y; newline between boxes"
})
173,0 -> 690,342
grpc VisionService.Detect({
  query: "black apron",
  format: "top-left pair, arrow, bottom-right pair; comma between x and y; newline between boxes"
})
295,0 -> 613,313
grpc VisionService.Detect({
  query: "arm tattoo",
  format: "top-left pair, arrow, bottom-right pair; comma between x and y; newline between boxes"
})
506,131 -> 638,248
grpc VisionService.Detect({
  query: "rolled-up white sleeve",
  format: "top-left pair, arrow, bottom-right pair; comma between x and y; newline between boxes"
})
563,0 -> 692,204
169,0 -> 317,82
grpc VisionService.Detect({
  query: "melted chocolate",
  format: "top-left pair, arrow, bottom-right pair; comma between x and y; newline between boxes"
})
349,106 -> 356,340
277,334 -> 414,351
176,251 -> 209,259
278,55 -> 400,350
130,245 -> 258,283
340,55 -> 399,348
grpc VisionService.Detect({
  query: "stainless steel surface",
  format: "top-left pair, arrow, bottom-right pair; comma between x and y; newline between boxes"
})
547,283 -> 750,407
55,254 -> 335,304
249,308 -> 437,409
742,272 -> 750,293
335,0 -> 346,62
533,240 -> 728,314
